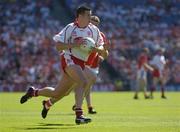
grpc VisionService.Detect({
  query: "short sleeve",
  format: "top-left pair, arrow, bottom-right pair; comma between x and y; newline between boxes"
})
53,24 -> 72,43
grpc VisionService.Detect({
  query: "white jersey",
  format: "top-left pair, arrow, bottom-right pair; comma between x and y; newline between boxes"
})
53,22 -> 104,61
150,55 -> 166,71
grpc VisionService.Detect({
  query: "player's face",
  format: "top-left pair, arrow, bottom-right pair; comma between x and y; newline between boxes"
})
81,10 -> 91,26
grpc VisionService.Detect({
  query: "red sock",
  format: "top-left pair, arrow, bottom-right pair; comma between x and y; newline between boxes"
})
34,89 -> 39,97
45,99 -> 53,109
75,108 -> 83,118
30,89 -> 39,97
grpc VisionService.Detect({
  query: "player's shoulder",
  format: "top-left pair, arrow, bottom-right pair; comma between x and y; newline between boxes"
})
62,22 -> 78,33
88,23 -> 99,30
66,22 -> 76,29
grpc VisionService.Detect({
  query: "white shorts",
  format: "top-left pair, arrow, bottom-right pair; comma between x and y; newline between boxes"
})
87,66 -> 99,75
137,69 -> 147,80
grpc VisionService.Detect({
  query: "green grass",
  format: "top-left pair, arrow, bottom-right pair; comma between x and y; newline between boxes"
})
0,92 -> 180,132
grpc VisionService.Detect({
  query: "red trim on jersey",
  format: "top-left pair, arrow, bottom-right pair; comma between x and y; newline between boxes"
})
101,32 -> 109,45
85,52 -> 98,66
64,25 -> 71,43
71,55 -> 85,69
85,32 -> 108,68
60,54 -> 85,73
87,26 -> 94,38
91,55 -> 100,68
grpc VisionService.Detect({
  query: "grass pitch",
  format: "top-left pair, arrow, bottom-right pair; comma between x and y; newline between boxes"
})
0,92 -> 180,132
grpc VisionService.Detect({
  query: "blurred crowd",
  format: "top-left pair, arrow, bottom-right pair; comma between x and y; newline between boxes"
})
66,0 -> 180,90
0,0 -> 179,91
0,0 -> 63,91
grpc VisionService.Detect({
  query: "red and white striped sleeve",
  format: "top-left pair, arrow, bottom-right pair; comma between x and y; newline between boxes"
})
53,23 -> 73,43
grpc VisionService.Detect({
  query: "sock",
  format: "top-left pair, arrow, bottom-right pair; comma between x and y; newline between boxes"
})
45,99 -> 53,109
31,89 -> 39,97
34,89 -> 39,97
88,106 -> 93,111
150,85 -> 155,95
161,86 -> 165,96
72,105 -> 76,110
75,108 -> 83,118
134,93 -> 138,97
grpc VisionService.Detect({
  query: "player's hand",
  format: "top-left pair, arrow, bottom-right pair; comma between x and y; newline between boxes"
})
103,40 -> 111,50
70,41 -> 85,49
90,47 -> 99,53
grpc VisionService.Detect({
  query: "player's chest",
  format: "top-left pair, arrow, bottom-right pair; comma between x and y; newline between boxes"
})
71,28 -> 93,38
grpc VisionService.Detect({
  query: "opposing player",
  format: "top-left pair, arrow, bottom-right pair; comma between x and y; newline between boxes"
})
72,15 -> 109,114
20,5 -> 106,124
150,48 -> 167,99
134,48 -> 154,99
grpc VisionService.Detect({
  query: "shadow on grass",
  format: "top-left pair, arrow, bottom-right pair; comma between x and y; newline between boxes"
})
14,123 -> 78,130
50,113 -> 75,116
25,127 -> 59,130
38,122 -> 76,127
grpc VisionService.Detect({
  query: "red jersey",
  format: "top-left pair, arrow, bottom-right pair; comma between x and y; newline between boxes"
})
138,53 -> 148,70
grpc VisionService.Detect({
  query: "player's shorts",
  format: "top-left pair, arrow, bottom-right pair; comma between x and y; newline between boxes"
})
152,69 -> 160,78
87,66 -> 99,75
137,69 -> 147,80
61,54 -> 85,72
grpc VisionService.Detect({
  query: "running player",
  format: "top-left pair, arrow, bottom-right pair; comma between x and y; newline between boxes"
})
20,5 -> 106,124
72,15 -> 109,114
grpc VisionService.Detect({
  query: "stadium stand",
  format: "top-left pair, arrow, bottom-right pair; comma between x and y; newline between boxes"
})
0,0 -> 179,91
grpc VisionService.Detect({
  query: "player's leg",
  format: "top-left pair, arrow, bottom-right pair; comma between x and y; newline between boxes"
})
160,77 -> 167,99
64,83 -> 78,97
85,87 -> 97,114
20,73 -> 73,104
84,67 -> 97,114
73,66 -> 97,115
65,65 -> 91,124
134,79 -> 140,99
134,70 -> 141,99
41,73 -> 75,118
150,77 -> 158,98
142,79 -> 149,99
20,86 -> 58,104
141,71 -> 149,99
41,64 -> 91,121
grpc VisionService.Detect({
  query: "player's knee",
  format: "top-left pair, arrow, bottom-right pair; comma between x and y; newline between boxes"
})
91,75 -> 97,84
64,90 -> 71,96
51,91 -> 63,99
52,93 -> 59,99
78,78 -> 88,88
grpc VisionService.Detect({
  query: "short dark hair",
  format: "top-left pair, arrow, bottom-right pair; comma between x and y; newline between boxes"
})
76,5 -> 91,17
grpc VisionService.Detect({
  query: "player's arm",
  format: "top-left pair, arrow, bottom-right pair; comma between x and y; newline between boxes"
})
53,24 -> 81,52
92,46 -> 109,59
92,29 -> 109,59
143,63 -> 154,72
55,41 -> 80,51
